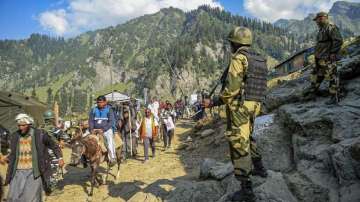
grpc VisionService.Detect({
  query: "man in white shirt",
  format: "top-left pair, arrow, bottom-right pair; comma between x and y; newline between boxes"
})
162,111 -> 175,149
148,98 -> 160,122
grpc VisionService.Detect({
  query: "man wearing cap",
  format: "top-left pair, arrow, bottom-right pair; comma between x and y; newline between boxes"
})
5,113 -> 63,201
203,27 -> 268,202
304,11 -> 343,104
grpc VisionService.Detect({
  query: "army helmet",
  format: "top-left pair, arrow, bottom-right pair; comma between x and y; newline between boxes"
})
43,110 -> 55,120
228,26 -> 253,45
313,11 -> 328,21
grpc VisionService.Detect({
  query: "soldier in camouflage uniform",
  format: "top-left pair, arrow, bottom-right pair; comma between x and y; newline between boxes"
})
203,27 -> 268,202
42,111 -> 70,144
41,110 -> 69,195
305,11 -> 343,104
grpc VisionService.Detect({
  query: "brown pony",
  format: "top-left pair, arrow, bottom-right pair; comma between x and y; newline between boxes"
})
70,124 -> 122,196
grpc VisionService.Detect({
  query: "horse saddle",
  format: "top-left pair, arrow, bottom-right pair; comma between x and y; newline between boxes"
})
114,132 -> 123,148
90,131 -> 107,153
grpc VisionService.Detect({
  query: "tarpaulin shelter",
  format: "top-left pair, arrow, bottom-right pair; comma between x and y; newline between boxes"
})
104,91 -> 131,103
0,91 -> 47,133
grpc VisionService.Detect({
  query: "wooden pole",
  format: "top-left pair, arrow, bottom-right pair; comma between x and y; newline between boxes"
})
128,107 -> 133,157
54,101 -> 59,127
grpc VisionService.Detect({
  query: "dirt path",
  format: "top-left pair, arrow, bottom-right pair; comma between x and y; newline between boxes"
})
0,120 -> 196,202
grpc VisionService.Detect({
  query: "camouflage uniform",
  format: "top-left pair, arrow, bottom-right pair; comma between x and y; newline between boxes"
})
41,122 -> 69,144
41,111 -> 66,195
310,12 -> 343,96
220,47 -> 263,177
210,27 -> 268,201
41,123 -> 59,143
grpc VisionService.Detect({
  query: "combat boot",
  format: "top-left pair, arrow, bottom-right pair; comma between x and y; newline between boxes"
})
325,95 -> 338,105
229,177 -> 256,202
252,157 -> 268,178
303,86 -> 315,96
109,159 -> 116,167
302,87 -> 318,101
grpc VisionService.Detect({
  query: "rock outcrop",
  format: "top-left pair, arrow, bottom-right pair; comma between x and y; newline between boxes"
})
162,43 -> 360,202
127,40 -> 360,202
257,53 -> 360,202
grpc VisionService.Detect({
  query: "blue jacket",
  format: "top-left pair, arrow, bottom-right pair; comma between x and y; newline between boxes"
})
88,105 -> 115,132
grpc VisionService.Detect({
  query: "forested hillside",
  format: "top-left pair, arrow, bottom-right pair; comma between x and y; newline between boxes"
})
1,3 -> 356,116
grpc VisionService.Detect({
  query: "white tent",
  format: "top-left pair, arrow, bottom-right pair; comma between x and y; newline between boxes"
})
104,92 -> 130,102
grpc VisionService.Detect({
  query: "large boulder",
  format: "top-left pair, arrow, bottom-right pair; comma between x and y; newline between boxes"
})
219,175 -> 241,197
329,138 -> 360,202
254,171 -> 298,202
350,142 -> 360,161
262,50 -> 360,202
284,172 -> 329,202
264,75 -> 307,112
200,129 -> 215,138
254,117 -> 294,172
339,55 -> 360,80
200,158 -> 234,180
277,99 -> 360,142
339,183 -> 360,202
329,138 -> 360,185
128,192 -> 162,202
165,180 -> 224,202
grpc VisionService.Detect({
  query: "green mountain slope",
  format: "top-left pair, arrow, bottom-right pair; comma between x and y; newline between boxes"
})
1,3 -> 356,115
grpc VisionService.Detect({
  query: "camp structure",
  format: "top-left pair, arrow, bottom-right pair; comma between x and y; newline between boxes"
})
271,47 -> 314,77
0,91 -> 47,133
104,91 -> 131,103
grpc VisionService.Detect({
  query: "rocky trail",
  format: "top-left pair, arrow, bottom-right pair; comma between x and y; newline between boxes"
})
0,119 -> 183,201
0,119 -> 227,202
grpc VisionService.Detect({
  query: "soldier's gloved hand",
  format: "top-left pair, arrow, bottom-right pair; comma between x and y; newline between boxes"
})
201,98 -> 212,108
58,158 -> 65,168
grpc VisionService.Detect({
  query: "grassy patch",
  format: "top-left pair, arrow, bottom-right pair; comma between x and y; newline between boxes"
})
32,72 -> 75,102
268,70 -> 303,89
94,81 -> 133,97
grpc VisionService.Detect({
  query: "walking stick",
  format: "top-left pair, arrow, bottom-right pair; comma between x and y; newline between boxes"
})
129,109 -> 133,157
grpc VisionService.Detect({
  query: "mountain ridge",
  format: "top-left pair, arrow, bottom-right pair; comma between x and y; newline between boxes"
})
1,3 -> 357,115
274,1 -> 360,39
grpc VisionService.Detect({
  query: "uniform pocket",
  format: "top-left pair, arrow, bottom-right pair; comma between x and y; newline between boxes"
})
229,104 -> 249,127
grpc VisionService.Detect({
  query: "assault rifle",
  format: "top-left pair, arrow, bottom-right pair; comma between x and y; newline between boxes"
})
191,65 -> 229,118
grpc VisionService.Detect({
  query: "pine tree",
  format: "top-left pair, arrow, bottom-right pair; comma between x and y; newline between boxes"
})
88,94 -> 94,109
46,87 -> 53,107
31,85 -> 37,98
59,89 -> 68,116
